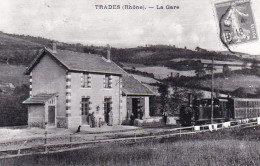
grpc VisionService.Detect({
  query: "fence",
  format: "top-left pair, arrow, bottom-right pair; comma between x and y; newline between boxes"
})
0,117 -> 259,159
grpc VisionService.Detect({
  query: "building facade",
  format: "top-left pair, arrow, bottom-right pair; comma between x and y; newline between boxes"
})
23,47 -> 153,129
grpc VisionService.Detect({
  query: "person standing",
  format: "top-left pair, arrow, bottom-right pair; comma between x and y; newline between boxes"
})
89,113 -> 93,128
139,106 -> 144,120
162,111 -> 168,125
108,111 -> 113,126
91,112 -> 96,128
130,113 -> 135,126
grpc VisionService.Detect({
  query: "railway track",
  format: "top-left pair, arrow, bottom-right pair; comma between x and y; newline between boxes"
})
0,118 -> 259,159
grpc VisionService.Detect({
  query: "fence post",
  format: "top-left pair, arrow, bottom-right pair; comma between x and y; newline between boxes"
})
44,130 -> 48,153
70,134 -> 72,148
179,129 -> 182,137
17,140 -> 27,155
94,135 -> 97,145
114,134 -> 117,144
134,132 -> 136,143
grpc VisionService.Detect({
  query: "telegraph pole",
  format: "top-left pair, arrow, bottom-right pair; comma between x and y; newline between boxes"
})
211,58 -> 214,124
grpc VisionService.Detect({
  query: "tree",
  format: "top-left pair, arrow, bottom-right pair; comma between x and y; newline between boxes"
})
255,85 -> 260,97
206,64 -> 216,72
242,61 -> 247,70
194,60 -> 206,78
158,83 -> 170,113
170,88 -> 187,115
251,59 -> 260,76
195,66 -> 206,78
232,87 -> 248,98
195,46 -> 201,52
223,64 -> 231,77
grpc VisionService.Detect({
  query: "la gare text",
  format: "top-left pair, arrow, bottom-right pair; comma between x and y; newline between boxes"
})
95,5 -> 180,10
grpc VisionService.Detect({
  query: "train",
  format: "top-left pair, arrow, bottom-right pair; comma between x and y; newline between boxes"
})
179,97 -> 260,126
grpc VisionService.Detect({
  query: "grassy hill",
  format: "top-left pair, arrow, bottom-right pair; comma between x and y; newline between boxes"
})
0,64 -> 28,86
0,31 -> 259,97
200,73 -> 260,95
0,31 -> 256,66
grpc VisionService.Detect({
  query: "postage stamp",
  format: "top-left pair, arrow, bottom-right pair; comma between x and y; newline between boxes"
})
215,0 -> 258,47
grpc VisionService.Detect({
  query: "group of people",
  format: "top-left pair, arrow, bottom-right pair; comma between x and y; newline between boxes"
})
130,106 -> 144,125
88,109 -> 113,128
89,112 -> 102,128
129,106 -> 168,125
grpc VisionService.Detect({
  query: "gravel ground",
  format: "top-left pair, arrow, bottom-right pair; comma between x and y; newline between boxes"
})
0,125 -> 177,151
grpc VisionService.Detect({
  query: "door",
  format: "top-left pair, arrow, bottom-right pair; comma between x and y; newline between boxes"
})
48,106 -> 55,125
81,98 -> 90,125
104,98 -> 111,123
132,98 -> 138,119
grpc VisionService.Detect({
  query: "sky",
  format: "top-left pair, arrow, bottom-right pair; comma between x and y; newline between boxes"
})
0,0 -> 259,55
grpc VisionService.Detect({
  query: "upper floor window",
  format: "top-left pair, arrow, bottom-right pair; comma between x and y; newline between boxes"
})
81,73 -> 91,88
104,74 -> 112,88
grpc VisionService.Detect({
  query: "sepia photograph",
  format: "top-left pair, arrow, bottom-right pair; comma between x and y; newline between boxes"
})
0,0 -> 260,165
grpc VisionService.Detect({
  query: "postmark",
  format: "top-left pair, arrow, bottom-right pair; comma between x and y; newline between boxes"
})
215,0 -> 257,49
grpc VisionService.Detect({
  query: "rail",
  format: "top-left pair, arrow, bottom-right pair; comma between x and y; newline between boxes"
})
0,117 -> 259,159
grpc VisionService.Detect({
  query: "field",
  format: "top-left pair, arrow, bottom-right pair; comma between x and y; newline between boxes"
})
200,74 -> 260,94
136,66 -> 196,79
0,63 -> 28,86
1,127 -> 260,166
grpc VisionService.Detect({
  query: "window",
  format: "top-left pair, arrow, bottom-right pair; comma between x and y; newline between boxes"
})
104,74 -> 112,88
82,73 -> 91,88
81,98 -> 90,115
104,98 -> 112,111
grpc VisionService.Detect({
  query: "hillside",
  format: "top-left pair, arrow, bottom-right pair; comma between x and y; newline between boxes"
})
0,31 -> 257,67
0,31 -> 259,97
0,31 -> 90,65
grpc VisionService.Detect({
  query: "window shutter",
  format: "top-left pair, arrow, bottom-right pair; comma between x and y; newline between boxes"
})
80,73 -> 84,87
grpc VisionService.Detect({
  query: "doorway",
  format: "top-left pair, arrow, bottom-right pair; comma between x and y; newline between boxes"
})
81,98 -> 90,125
132,98 -> 139,119
104,98 -> 112,124
48,106 -> 55,125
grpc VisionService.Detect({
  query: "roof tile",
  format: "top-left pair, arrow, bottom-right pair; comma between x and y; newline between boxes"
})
45,48 -> 125,75
122,75 -> 154,95
23,93 -> 56,104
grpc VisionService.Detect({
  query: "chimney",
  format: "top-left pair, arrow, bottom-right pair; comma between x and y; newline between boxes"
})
106,44 -> 111,62
53,42 -> 57,53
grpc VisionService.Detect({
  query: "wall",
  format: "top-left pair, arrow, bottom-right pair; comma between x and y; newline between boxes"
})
28,105 -> 45,128
68,72 -> 122,129
121,96 -> 128,122
31,53 -> 67,127
144,96 -> 150,118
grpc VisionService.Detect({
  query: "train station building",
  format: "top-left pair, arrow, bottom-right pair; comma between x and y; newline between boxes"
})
23,47 -> 154,129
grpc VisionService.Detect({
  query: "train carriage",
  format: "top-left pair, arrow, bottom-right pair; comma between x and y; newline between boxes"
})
180,97 -> 260,126
229,98 -> 260,119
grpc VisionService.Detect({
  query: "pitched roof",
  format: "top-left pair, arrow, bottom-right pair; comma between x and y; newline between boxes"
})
122,75 -> 154,96
23,93 -> 57,104
25,47 -> 126,75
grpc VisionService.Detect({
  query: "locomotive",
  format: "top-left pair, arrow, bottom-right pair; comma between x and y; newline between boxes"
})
180,97 -> 260,126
